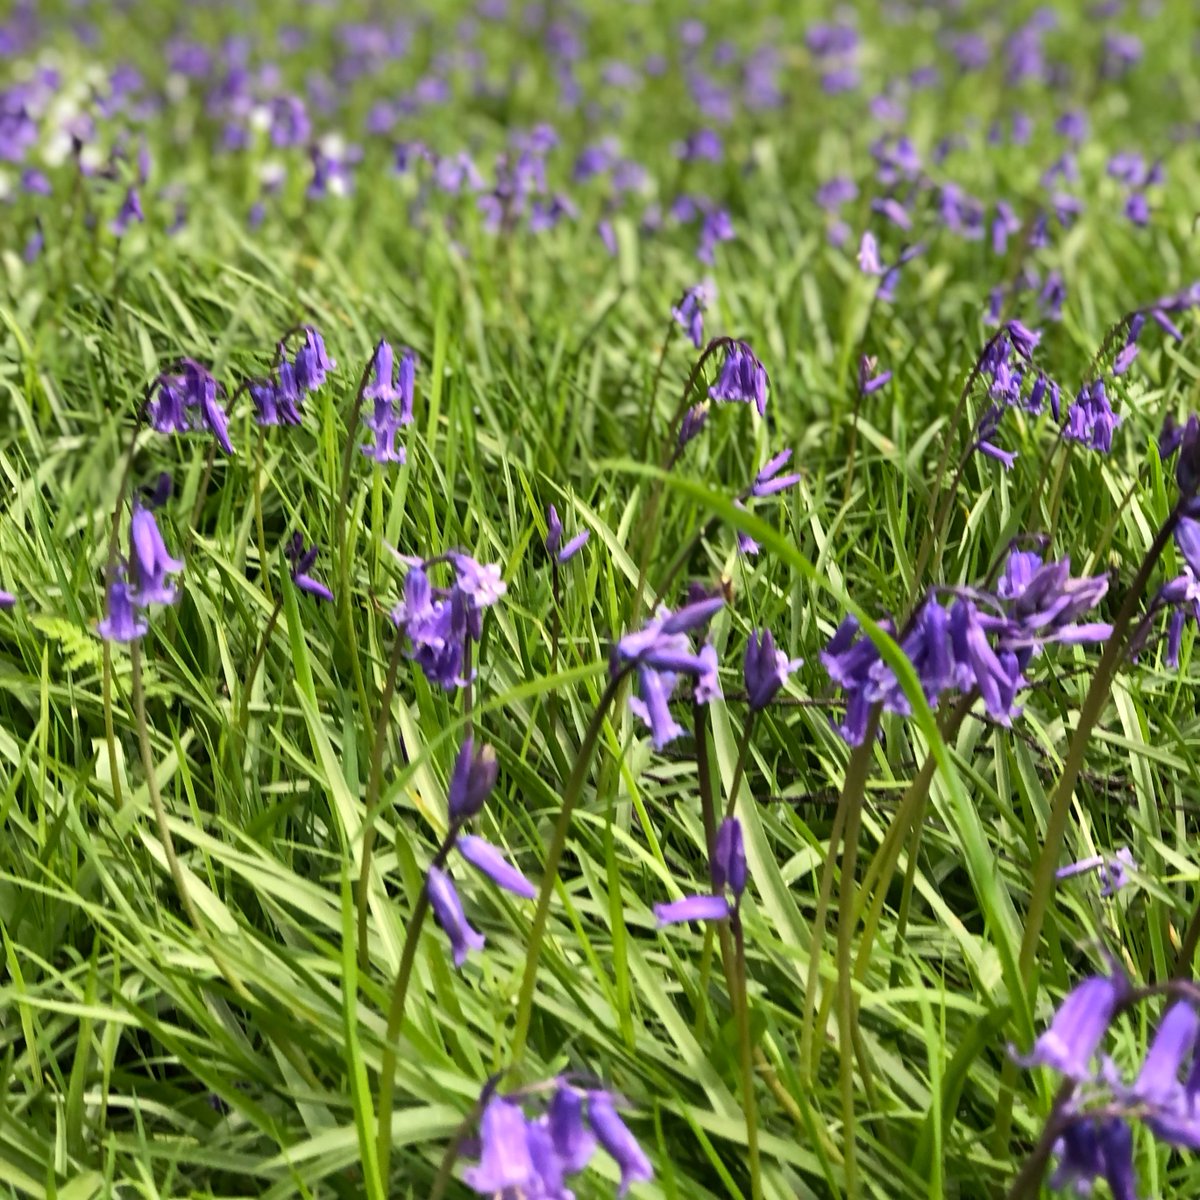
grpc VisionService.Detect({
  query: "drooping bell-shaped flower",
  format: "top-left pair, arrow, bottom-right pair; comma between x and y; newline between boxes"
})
293,326 -> 334,392
98,576 -> 148,642
1011,975 -> 1123,1080
587,1092 -> 654,1197
426,866 -> 486,967
463,1096 -> 534,1193
743,627 -> 802,710
456,834 -> 537,900
448,737 -> 499,822
129,504 -> 183,605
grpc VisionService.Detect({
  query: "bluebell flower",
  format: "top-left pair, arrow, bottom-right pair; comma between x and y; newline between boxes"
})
1129,1001 -> 1199,1106
285,535 -> 333,602
111,186 -> 144,236
456,834 -> 537,900
464,1096 -> 533,1192
694,643 -> 722,704
362,339 -> 398,402
250,379 -> 281,426
1063,380 -> 1122,453
857,231 -> 883,275
129,504 -> 183,605
654,894 -> 731,925
447,737 -> 499,822
1051,1119 -> 1135,1199
545,504 -> 589,564
587,1093 -> 654,1196
1011,975 -> 1124,1080
293,326 -> 334,392
751,449 -> 802,498
1056,847 -> 1135,897
711,817 -> 746,897
98,576 -> 148,642
0,590 -> 15,611
858,355 -> 892,395
146,375 -> 190,435
708,341 -> 768,418
671,283 -> 713,349
426,865 -> 485,967
547,1085 -> 596,1172
743,627 -> 802,710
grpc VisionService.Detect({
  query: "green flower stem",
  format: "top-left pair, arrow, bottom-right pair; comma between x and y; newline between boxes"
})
1018,505 -> 1180,984
253,422 -> 272,604
636,316 -> 677,463
909,330 -> 1007,603
798,705 -> 880,1085
234,595 -> 284,749
995,504 -> 1181,1151
731,908 -> 764,1200
723,712 -> 756,820
834,730 -> 873,1199
850,694 -> 975,989
631,337 -> 735,621
130,641 -> 251,1003
375,824 -> 461,1187
356,634 -> 409,970
509,667 -> 630,1065
102,645 -> 124,809
691,702 -> 735,1036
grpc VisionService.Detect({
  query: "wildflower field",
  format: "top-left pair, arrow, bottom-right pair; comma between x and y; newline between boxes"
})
3,0 -> 1200,1196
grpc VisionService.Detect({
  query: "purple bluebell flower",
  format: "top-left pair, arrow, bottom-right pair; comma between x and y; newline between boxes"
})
362,339 -> 398,402
1063,379 -> 1121,453
448,737 -> 499,822
1056,847 -> 1134,897
294,326 -> 334,392
694,643 -> 722,704
671,283 -> 712,349
1052,1119 -> 1135,1198
285,535 -> 333,602
361,399 -> 407,465
1011,975 -> 1124,1080
463,1096 -> 532,1192
751,449 -> 802,498
1129,1001 -> 1198,1105
457,834 -> 536,900
129,504 -> 183,605
744,628 -> 802,710
654,894 -> 731,925
858,356 -> 892,395
587,1093 -> 654,1196
185,362 -> 234,454
711,817 -> 746,897
1007,320 -> 1041,361
250,379 -> 282,426
697,208 -> 733,264
1113,344 -> 1139,375
545,504 -> 588,564
426,865 -> 485,967
872,196 -> 911,231
857,231 -> 883,275
708,341 -> 768,418
146,375 -> 190,435
1125,192 -> 1150,227
111,186 -> 144,236
0,591 -> 15,611
98,576 -> 148,642
617,600 -> 722,749
1040,271 -> 1067,320
973,405 -> 1017,470
548,1085 -> 596,1172
677,402 -> 710,450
